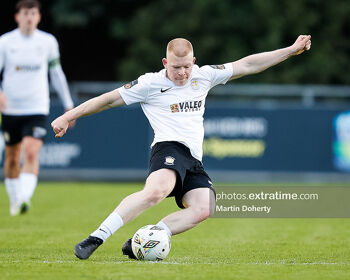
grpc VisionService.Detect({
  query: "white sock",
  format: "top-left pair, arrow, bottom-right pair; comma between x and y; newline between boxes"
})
91,212 -> 124,242
157,221 -> 172,236
20,173 -> 37,202
5,177 -> 21,204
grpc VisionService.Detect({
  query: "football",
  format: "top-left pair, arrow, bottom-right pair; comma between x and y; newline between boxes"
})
131,225 -> 171,261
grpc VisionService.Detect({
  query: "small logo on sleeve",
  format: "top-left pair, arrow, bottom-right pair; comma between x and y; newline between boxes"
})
124,79 -> 138,89
210,64 -> 225,70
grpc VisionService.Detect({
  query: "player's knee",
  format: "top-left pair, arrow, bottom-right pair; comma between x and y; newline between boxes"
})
193,204 -> 212,223
24,148 -> 39,163
5,156 -> 20,169
142,188 -> 167,205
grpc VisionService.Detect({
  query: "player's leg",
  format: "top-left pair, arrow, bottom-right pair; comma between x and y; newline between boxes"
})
121,187 -> 215,259
4,143 -> 22,178
74,168 -> 176,260
4,143 -> 23,216
20,136 -> 43,203
158,187 -> 215,235
19,115 -> 47,209
2,114 -> 24,216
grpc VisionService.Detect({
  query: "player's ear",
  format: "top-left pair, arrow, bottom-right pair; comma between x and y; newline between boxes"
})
162,58 -> 167,68
14,13 -> 19,24
193,57 -> 196,64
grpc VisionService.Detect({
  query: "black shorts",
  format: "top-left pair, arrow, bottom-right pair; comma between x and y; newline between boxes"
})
1,114 -> 47,145
149,141 -> 215,209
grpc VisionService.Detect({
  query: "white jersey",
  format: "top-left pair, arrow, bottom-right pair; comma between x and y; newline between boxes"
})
0,28 -> 72,115
119,63 -> 233,161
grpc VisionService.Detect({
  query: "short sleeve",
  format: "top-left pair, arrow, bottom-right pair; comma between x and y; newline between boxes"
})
48,35 -> 60,66
200,63 -> 233,88
0,36 -> 5,72
118,73 -> 151,105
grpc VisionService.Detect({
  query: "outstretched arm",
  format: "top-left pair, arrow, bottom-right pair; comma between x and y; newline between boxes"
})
51,89 -> 125,138
230,35 -> 311,80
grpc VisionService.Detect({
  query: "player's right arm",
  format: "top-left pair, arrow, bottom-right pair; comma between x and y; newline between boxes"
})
51,89 -> 125,138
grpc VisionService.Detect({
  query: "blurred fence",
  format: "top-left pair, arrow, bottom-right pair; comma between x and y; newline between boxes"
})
2,82 -> 350,183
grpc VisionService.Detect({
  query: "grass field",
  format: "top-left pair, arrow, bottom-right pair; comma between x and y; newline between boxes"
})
1,182 -> 350,280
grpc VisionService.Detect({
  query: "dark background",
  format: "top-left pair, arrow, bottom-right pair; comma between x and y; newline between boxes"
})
1,0 -> 349,84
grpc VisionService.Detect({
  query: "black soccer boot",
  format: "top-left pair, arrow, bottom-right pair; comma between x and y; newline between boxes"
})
20,201 -> 30,214
74,236 -> 103,260
122,238 -> 136,259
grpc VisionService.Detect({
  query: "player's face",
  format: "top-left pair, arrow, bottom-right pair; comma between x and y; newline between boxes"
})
15,7 -> 41,35
163,52 -> 196,86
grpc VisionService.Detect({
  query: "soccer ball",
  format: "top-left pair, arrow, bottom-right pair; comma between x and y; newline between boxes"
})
131,225 -> 171,261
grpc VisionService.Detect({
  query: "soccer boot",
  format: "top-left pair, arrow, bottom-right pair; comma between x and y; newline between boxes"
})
74,236 -> 103,260
20,201 -> 31,214
122,238 -> 136,259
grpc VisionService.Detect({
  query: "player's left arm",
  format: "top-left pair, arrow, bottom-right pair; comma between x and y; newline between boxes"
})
48,35 -> 75,124
229,35 -> 311,80
49,62 -> 76,128
49,60 -> 74,111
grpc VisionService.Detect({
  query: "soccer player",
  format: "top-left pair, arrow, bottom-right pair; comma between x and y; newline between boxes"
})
51,35 -> 311,259
0,0 -> 74,216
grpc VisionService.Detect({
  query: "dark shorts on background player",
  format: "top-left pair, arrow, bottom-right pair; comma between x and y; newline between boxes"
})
1,114 -> 48,145
149,141 -> 215,209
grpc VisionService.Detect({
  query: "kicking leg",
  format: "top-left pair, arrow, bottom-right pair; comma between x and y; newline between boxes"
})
121,187 -> 215,259
75,169 -> 176,260
159,187 -> 216,235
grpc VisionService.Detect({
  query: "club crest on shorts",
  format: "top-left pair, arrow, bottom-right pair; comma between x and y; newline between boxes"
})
3,132 -> 10,143
164,156 -> 175,166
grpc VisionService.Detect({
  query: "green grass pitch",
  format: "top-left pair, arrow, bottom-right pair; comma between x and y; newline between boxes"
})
1,182 -> 350,280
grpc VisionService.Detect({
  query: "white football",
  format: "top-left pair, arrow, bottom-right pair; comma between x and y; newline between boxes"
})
131,225 -> 171,261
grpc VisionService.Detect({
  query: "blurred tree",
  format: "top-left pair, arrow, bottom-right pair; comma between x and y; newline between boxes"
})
1,0 -> 349,84
113,0 -> 350,84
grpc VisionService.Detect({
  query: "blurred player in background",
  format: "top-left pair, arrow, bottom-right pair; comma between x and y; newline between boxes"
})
52,35 -> 311,259
0,0 -> 74,216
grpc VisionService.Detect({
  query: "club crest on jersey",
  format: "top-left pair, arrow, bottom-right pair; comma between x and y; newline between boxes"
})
170,100 -> 203,113
210,64 -> 225,70
124,79 -> 138,89
191,79 -> 199,90
164,156 -> 175,166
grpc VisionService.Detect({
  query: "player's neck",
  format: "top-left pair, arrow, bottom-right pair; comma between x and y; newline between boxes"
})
18,26 -> 36,36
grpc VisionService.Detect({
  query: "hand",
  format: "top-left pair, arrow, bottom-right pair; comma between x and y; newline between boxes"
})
51,115 -> 70,138
292,35 -> 311,56
0,91 -> 7,112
